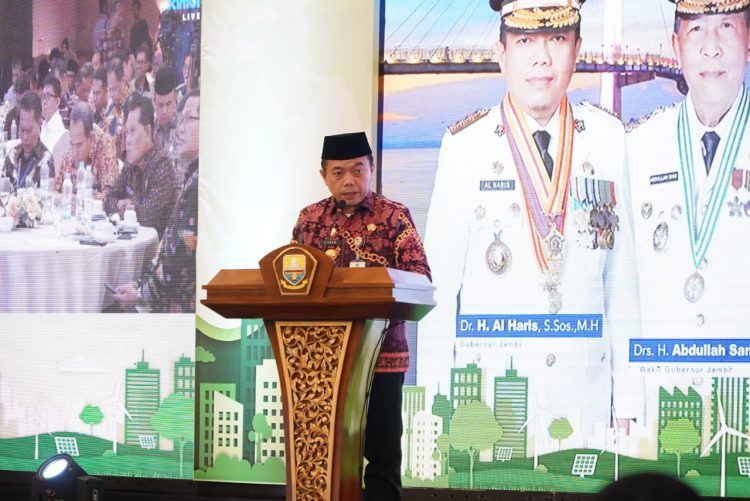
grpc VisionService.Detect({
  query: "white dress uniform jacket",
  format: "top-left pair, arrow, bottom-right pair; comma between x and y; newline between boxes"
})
419,101 -> 641,453
626,89 -> 750,437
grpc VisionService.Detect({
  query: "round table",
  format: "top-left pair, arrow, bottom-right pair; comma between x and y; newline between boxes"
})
0,224 -> 158,312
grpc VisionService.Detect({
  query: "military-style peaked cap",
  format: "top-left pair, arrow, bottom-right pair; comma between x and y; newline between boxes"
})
490,0 -> 585,31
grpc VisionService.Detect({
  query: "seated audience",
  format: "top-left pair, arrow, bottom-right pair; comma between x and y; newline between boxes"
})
4,71 -> 31,140
103,58 -> 128,154
152,67 -> 181,187
3,57 -> 23,108
104,94 -> 175,237
55,102 -> 119,200
130,46 -> 154,99
113,90 -> 200,313
40,75 -> 66,153
3,91 -> 55,189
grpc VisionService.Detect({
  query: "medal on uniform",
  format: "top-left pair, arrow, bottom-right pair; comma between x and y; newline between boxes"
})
652,221 -> 669,252
683,271 -> 705,303
572,207 -> 594,249
573,177 -> 618,250
475,205 -> 486,220
502,94 -> 574,314
731,169 -> 750,216
486,223 -> 512,275
582,160 -> 595,175
641,201 -> 653,219
677,86 -> 750,304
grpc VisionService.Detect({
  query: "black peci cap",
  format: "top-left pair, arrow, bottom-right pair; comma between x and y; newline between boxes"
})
321,132 -> 372,160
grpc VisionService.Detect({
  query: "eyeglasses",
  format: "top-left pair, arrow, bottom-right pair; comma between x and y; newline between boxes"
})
42,92 -> 59,102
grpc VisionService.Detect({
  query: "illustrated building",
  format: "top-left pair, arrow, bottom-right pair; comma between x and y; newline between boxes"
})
711,377 -> 749,454
431,390 -> 451,435
239,319 -> 275,462
658,386 -> 702,456
255,359 -> 285,462
401,386 -> 426,476
198,383 -> 236,470
174,355 -> 195,398
450,363 -> 482,413
493,360 -> 528,459
124,351 -> 161,448
410,410 -> 442,480
213,391 -> 244,462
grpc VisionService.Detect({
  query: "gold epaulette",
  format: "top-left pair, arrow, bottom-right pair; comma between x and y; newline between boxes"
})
448,108 -> 490,135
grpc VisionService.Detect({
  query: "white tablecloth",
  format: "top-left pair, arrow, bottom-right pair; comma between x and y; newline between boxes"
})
0,224 -> 158,313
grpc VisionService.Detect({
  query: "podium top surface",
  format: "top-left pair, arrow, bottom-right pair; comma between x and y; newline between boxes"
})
202,244 -> 435,321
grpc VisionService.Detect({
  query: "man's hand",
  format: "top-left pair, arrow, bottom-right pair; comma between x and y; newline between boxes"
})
113,282 -> 139,307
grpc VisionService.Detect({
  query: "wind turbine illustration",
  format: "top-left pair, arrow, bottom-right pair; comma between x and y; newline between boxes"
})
600,405 -> 624,482
701,399 -> 750,497
519,389 -> 560,470
96,379 -> 133,454
29,402 -> 52,460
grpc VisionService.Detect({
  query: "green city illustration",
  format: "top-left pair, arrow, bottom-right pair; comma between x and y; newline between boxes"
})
194,316 -> 750,497
3,316 -> 748,498
0,350 -> 195,479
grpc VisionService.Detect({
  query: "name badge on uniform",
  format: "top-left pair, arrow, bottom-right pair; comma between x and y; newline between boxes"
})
480,180 -> 516,191
349,260 -> 366,268
650,171 -> 679,185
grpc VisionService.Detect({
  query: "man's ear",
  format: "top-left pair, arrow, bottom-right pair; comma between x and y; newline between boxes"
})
671,32 -> 682,68
496,40 -> 506,73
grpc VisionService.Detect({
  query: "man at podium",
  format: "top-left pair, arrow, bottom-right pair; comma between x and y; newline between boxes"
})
291,131 -> 431,501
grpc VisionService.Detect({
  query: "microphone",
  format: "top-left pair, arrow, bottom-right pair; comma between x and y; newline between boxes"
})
335,199 -> 347,212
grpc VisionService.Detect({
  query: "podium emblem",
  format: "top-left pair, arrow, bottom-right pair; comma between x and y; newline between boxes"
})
282,254 -> 308,288
273,246 -> 319,295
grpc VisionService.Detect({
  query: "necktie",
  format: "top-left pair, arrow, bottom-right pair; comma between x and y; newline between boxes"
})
532,130 -> 554,178
701,131 -> 720,175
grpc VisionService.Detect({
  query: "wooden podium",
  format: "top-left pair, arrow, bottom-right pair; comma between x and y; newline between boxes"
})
202,244 -> 435,501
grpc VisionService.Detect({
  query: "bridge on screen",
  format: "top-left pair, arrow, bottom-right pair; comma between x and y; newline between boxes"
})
381,0 -> 683,116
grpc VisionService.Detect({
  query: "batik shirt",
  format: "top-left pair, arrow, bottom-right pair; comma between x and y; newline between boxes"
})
154,116 -> 183,195
141,160 -> 199,313
2,141 -> 55,190
104,145 -> 176,238
291,192 -> 431,373
55,126 -> 119,199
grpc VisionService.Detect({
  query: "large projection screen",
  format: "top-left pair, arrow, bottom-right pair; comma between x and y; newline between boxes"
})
382,0 -> 750,496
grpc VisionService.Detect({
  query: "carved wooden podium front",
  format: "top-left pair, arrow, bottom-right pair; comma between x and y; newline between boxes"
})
202,244 -> 434,501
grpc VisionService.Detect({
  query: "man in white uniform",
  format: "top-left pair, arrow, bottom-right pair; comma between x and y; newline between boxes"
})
627,0 -> 750,434
420,0 -> 641,453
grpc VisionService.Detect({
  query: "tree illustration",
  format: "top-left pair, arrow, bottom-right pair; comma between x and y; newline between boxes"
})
79,404 -> 104,435
150,393 -> 194,478
436,433 -> 451,475
548,417 -> 573,451
660,418 -> 700,477
247,413 -> 273,463
196,345 -> 216,363
449,400 -> 502,488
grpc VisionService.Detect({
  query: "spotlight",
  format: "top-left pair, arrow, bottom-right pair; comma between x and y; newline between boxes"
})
31,454 -> 104,501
